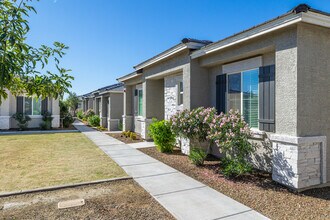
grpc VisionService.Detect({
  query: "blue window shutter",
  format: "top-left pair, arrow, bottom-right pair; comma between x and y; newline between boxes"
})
16,96 -> 23,114
259,65 -> 275,132
216,74 -> 226,114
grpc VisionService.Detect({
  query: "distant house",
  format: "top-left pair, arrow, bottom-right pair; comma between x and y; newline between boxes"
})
118,4 -> 330,190
0,90 -> 60,129
81,83 -> 124,131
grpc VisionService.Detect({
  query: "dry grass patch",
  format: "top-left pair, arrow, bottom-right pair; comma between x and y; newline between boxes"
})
0,133 -> 126,193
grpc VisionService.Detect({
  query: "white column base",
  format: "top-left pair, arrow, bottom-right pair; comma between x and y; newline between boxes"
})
270,134 -> 327,189
141,118 -> 153,140
52,115 -> 60,128
0,116 -> 10,130
108,118 -> 120,131
122,115 -> 133,131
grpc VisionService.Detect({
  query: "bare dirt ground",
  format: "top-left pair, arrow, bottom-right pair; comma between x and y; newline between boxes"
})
0,179 -> 174,220
140,147 -> 330,220
107,132 -> 144,144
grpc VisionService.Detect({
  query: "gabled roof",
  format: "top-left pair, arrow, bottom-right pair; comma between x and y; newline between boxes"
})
81,83 -> 124,98
191,4 -> 330,59
117,71 -> 139,82
133,38 -> 212,70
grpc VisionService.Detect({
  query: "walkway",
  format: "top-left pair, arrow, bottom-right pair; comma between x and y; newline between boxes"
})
73,121 -> 268,220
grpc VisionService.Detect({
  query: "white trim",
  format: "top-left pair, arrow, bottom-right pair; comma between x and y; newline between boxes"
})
99,90 -> 124,95
117,73 -> 139,82
24,97 -> 42,116
226,68 -> 259,129
134,44 -> 187,70
302,11 -> 330,28
145,64 -> 185,80
222,56 -> 262,74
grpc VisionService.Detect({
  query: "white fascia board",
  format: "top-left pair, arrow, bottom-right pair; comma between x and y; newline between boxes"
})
99,90 -> 124,95
302,11 -> 330,28
117,73 -> 139,82
191,13 -> 303,59
134,44 -> 187,70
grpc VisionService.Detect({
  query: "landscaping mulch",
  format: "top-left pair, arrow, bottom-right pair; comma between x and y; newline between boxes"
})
0,179 -> 174,220
107,132 -> 144,144
139,147 -> 330,220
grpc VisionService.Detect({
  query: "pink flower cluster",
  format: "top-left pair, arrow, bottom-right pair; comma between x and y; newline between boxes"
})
169,107 -> 251,146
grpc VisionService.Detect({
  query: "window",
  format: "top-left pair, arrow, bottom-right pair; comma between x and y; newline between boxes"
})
25,97 -> 41,115
138,89 -> 143,116
227,69 -> 259,128
178,81 -> 183,105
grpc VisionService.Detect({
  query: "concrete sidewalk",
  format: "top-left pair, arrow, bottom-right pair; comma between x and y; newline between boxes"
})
73,121 -> 268,220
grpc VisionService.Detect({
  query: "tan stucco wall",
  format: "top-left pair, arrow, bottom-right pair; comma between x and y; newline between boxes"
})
296,23 -> 330,181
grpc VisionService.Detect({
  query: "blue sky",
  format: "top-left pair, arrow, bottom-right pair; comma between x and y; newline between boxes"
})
26,0 -> 330,96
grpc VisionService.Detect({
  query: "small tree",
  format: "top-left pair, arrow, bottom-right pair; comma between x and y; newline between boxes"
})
0,0 -> 73,104
65,92 -> 79,116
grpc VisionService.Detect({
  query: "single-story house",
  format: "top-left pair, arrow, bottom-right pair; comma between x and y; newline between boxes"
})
81,83 -> 124,130
118,4 -> 330,190
0,90 -> 60,129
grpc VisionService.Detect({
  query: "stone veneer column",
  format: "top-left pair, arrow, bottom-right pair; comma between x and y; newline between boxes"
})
270,134 -> 327,190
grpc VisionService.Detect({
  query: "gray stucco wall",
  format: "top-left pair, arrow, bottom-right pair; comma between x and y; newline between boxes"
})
144,79 -> 164,120
142,51 -> 190,79
200,26 -> 298,135
110,93 -> 124,120
296,23 -> 330,182
196,26 -> 299,172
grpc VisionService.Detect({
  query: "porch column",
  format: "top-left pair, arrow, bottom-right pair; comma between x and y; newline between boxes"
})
122,85 -> 133,132
101,95 -> 107,128
142,79 -> 164,139
0,95 -> 10,129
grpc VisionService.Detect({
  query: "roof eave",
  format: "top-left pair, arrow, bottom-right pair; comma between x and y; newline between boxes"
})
117,72 -> 139,82
191,11 -> 330,59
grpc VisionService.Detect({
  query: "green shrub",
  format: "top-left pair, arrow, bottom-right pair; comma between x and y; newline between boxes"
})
130,132 -> 137,140
118,121 -> 123,131
40,111 -> 53,130
77,110 -> 84,120
189,148 -> 207,166
12,113 -> 31,130
149,119 -> 176,153
88,115 -> 100,127
221,157 -> 253,177
62,113 -> 74,128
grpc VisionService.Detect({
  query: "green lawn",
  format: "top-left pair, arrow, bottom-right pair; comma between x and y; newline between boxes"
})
0,133 -> 127,193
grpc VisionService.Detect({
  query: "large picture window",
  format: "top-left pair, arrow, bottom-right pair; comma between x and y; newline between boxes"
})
138,89 -> 143,116
25,97 -> 41,115
227,69 -> 259,128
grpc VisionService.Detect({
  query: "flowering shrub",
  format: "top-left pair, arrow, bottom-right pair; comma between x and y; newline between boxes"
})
85,109 -> 95,119
170,108 -> 255,177
208,110 -> 254,177
170,107 -> 217,142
